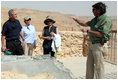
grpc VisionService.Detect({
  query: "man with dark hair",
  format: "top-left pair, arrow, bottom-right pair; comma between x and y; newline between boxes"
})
1,9 -> 25,55
92,2 -> 106,15
71,2 -> 112,79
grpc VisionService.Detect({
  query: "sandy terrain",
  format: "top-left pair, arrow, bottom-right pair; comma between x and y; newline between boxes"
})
2,71 -> 55,79
1,7 -> 117,32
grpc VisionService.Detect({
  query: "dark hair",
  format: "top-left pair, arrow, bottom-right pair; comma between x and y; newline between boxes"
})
92,2 -> 107,15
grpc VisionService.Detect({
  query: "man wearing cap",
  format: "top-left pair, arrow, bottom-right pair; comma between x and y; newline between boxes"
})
21,16 -> 36,56
40,16 -> 58,57
1,9 -> 25,55
71,2 -> 112,79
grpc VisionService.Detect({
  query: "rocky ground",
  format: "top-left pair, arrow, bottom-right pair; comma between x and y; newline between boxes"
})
2,71 -> 56,79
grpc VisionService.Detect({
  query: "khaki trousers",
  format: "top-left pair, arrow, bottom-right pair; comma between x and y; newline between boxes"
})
86,43 -> 104,79
24,43 -> 34,56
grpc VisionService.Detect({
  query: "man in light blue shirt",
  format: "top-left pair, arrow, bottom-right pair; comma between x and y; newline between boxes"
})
22,16 -> 36,56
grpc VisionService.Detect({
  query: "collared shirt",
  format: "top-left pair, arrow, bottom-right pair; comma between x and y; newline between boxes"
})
86,14 -> 112,42
22,24 -> 36,46
2,19 -> 22,41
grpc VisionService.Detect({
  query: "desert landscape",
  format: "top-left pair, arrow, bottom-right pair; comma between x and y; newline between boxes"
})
1,7 -> 117,58
1,7 -> 117,31
1,7 -> 117,79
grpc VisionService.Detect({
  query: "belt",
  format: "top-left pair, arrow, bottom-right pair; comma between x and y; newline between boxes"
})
27,43 -> 33,45
92,42 -> 100,44
92,40 -> 107,45
6,39 -> 19,42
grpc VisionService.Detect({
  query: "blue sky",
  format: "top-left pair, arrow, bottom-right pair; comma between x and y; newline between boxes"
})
1,1 -> 117,16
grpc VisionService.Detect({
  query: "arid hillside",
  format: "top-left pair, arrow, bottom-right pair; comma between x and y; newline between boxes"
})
1,7 -> 117,31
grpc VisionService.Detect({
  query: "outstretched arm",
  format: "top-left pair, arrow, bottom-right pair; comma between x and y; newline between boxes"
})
40,28 -> 51,40
71,16 -> 88,27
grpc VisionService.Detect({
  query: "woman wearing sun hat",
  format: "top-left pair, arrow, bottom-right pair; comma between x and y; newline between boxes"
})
40,16 -> 58,57
22,16 -> 36,56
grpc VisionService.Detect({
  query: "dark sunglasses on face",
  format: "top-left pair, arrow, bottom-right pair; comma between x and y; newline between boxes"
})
47,20 -> 53,22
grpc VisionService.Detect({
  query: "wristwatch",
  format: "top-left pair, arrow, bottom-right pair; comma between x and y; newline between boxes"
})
87,30 -> 90,33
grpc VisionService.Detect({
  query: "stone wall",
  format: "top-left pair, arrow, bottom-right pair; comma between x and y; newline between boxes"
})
33,31 -> 89,59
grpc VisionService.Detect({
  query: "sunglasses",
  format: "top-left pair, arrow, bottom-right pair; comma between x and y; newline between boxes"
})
47,20 -> 53,22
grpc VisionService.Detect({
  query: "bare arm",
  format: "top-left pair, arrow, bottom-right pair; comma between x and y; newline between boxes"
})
81,28 -> 104,37
33,27 -> 37,49
40,28 -> 51,40
20,31 -> 25,48
1,35 -> 6,51
89,30 -> 104,37
71,16 -> 88,27
20,31 -> 25,41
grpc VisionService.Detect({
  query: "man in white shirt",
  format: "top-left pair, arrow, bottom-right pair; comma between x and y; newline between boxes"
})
22,16 -> 36,56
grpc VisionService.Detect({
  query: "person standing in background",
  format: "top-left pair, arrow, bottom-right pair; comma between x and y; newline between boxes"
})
22,16 -> 36,56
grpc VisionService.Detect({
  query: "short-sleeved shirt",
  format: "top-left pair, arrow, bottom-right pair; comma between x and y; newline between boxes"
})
43,25 -> 56,49
2,19 -> 22,41
86,14 -> 112,43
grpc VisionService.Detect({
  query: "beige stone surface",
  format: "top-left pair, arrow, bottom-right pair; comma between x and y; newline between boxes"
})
1,71 -> 55,79
82,33 -> 90,56
33,31 -> 90,59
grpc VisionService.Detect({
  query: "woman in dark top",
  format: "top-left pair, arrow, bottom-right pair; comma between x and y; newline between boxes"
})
41,16 -> 58,57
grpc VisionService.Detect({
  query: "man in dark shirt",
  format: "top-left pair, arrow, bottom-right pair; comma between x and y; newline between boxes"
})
1,9 -> 25,55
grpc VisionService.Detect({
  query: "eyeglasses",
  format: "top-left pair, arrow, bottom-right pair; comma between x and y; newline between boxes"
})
47,19 -> 53,22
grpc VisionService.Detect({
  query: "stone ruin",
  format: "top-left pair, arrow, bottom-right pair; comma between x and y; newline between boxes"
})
1,55 -> 76,79
33,31 -> 90,58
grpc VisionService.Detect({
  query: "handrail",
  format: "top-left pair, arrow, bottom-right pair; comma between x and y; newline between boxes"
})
105,30 -> 117,64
